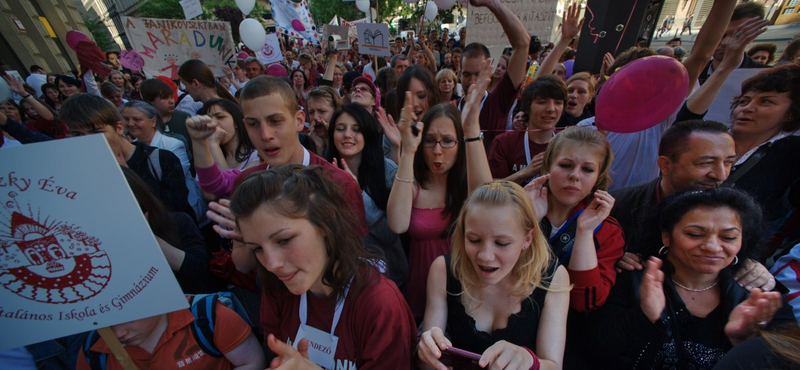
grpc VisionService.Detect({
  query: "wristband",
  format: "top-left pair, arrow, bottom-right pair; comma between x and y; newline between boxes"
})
521,346 -> 541,370
463,132 -> 484,142
21,94 -> 32,99
395,175 -> 415,184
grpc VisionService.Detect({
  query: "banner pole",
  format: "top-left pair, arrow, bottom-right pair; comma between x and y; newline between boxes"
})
97,327 -> 140,370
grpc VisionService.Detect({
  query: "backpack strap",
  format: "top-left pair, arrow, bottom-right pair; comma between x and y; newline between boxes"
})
188,294 -> 223,358
82,330 -> 107,370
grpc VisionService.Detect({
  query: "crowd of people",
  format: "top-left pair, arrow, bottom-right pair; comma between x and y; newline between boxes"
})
2,0 -> 800,369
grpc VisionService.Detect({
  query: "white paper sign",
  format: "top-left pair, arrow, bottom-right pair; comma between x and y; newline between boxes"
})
703,68 -> 765,128
180,0 -> 203,20
257,33 -> 284,65
122,16 -> 236,78
467,0 -> 558,46
356,23 -> 390,57
0,135 -> 187,351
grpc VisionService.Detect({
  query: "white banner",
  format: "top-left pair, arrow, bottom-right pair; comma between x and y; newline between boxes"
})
357,23 -> 390,57
0,135 -> 187,351
257,33 -> 284,65
122,16 -> 236,78
467,0 -> 559,46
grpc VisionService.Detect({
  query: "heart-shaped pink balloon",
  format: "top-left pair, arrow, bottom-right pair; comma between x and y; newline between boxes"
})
291,19 -> 306,32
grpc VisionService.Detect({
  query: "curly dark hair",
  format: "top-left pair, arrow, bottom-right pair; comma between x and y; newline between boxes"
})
737,63 -> 800,132
657,187 -> 764,270
230,165 -> 377,305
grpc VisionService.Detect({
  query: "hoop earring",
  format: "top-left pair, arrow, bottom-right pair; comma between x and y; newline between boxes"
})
659,245 -> 669,256
732,255 -> 739,266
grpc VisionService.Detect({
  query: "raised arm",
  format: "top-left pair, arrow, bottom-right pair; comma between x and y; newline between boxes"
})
683,18 -> 767,115
417,256 -> 452,370
462,60 -> 495,193
536,3 -> 583,79
682,0 -> 737,94
473,0 -> 532,87
386,91 -> 423,234
418,32 -> 438,75
5,76 -> 55,121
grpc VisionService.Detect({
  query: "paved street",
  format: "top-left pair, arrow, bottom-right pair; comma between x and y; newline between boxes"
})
652,22 -> 800,59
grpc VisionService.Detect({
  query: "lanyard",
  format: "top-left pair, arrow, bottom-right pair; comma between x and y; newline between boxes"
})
299,284 -> 350,341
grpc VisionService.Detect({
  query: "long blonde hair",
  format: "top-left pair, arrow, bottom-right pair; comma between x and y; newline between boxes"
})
451,181 -> 554,302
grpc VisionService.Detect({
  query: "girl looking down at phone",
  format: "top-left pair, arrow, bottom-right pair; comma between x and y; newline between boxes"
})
417,181 -> 570,370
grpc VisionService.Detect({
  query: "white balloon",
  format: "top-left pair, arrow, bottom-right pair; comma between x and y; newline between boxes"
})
235,0 -> 255,16
433,0 -> 456,10
370,8 -> 377,21
356,0 -> 370,13
0,77 -> 9,103
425,1 -> 438,22
239,19 -> 266,52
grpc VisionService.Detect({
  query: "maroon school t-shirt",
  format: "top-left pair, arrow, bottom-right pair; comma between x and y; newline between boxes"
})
261,270 -> 416,370
489,130 -> 549,180
458,73 -> 520,150
234,151 -> 369,238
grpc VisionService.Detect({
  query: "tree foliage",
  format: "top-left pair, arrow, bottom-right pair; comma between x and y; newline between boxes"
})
83,18 -> 116,51
135,0 -> 185,19
309,0 -> 409,25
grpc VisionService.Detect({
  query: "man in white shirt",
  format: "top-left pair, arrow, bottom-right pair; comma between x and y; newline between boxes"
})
25,65 -> 48,97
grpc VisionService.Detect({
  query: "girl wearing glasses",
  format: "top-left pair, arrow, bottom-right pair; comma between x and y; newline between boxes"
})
388,61 -> 495,321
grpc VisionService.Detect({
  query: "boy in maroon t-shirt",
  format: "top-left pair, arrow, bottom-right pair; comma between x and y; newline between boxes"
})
489,76 -> 567,185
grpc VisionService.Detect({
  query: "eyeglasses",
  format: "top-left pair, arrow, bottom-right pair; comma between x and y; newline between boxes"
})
422,138 -> 458,148
351,86 -> 372,95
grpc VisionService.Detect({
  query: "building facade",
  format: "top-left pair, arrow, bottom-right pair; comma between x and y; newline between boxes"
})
0,0 -> 92,77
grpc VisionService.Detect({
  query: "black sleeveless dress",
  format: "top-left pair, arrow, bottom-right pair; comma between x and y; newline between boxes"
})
444,254 -> 556,354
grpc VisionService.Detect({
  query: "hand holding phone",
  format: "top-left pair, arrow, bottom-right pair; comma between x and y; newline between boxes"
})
439,346 -> 482,370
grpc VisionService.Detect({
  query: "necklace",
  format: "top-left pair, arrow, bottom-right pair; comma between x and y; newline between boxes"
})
672,279 -> 719,292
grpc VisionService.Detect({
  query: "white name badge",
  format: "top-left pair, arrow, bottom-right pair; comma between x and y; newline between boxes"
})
294,324 -> 339,370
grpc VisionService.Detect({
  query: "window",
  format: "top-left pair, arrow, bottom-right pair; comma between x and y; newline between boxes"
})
788,0 -> 799,6
783,7 -> 795,15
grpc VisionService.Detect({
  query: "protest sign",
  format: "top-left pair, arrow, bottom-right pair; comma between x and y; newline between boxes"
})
0,135 -> 187,351
357,23 -> 390,56
257,33 -> 284,65
180,0 -> 203,20
119,50 -> 144,71
270,0 -> 319,44
704,68 -> 764,128
121,16 -> 236,78
467,0 -> 558,46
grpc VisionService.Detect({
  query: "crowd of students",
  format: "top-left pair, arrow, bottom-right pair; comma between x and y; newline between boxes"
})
2,0 -> 800,369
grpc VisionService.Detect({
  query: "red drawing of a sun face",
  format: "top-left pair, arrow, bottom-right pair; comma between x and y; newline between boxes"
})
0,212 -> 111,304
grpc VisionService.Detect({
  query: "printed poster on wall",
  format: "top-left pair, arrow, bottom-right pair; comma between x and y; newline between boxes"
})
0,135 -> 187,351
467,0 -> 558,46
356,23 -> 390,57
122,16 -> 236,78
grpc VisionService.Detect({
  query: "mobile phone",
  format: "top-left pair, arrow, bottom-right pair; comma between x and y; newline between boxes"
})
439,346 -> 482,370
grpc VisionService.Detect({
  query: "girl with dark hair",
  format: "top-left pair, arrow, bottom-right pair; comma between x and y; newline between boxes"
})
387,60 -> 496,321
121,167 -> 209,293
177,59 -> 238,105
40,83 -> 62,112
55,75 -> 81,100
196,98 -> 259,172
325,103 -> 407,287
290,69 -> 310,111
381,65 -> 441,162
230,165 -> 416,369
588,187 -> 795,370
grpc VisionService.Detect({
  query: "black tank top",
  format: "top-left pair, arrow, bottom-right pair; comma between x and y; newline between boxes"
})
444,254 -> 555,354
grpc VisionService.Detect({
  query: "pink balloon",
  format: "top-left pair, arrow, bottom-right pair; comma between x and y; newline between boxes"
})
291,19 -> 306,32
237,51 -> 249,59
66,31 -> 91,51
595,56 -> 689,133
